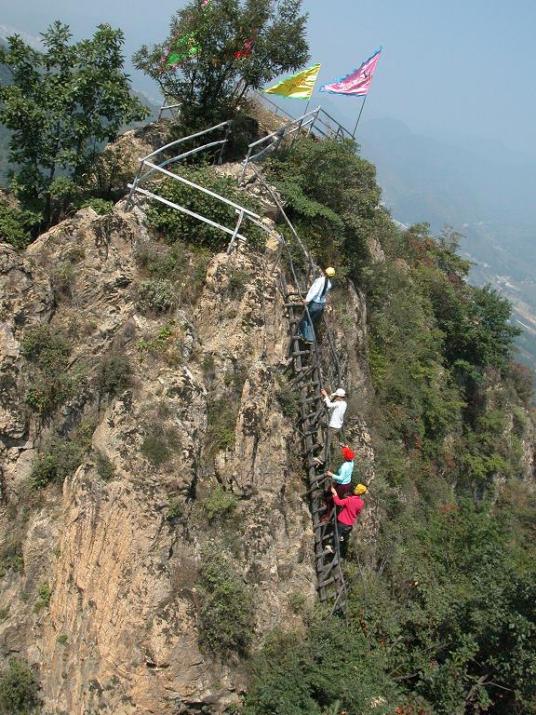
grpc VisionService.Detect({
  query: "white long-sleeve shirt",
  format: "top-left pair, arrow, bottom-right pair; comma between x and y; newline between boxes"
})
324,397 -> 347,429
305,276 -> 332,305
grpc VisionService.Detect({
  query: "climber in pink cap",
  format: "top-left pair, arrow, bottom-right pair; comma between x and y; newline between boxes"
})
321,444 -> 356,523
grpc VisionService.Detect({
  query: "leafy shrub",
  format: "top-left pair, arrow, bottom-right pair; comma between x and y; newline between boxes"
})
137,279 -> 177,314
21,325 -> 76,417
201,486 -> 238,523
30,419 -> 95,489
94,450 -> 115,481
138,323 -> 183,367
141,425 -> 180,467
276,387 -> 299,419
34,583 -> 51,612
51,261 -> 76,297
145,165 -> 262,250
243,621 -> 399,715
135,240 -> 211,305
227,268 -> 250,300
266,137 -> 383,275
0,538 -> 23,578
96,353 -> 132,398
0,658 -> 41,714
79,197 -> 113,215
0,200 -> 39,249
166,498 -> 183,522
133,0 -> 308,130
198,552 -> 254,658
206,397 -> 237,454
56,634 -> 68,646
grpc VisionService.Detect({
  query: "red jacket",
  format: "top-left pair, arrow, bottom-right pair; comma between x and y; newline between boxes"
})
332,493 -> 364,527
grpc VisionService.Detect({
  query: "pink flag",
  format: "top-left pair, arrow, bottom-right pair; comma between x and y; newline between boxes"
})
321,48 -> 382,97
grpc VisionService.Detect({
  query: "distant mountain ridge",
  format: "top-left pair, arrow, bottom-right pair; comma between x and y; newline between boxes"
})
356,116 -> 536,371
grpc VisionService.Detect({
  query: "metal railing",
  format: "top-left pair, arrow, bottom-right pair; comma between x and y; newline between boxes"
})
256,92 -> 354,141
127,120 -> 276,253
240,107 -> 322,182
158,103 -> 181,121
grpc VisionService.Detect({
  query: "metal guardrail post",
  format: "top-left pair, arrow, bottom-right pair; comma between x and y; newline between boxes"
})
227,209 -> 245,254
126,159 -> 144,208
240,147 -> 252,184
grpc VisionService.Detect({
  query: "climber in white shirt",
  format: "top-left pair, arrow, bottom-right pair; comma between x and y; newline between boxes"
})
299,267 -> 336,343
320,387 -> 347,460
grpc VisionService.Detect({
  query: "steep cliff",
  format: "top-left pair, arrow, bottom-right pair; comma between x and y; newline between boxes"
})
0,175 -> 374,713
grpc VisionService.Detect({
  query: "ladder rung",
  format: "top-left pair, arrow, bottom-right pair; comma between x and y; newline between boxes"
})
285,302 -> 304,308
304,394 -> 321,404
317,576 -> 338,589
312,504 -> 327,515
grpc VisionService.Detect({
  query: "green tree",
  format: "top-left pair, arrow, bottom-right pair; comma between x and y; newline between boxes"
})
0,22 -> 148,226
0,658 -> 41,714
133,0 -> 309,127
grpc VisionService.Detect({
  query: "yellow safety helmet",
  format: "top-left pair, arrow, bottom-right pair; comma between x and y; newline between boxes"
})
325,267 -> 336,277
354,484 -> 368,496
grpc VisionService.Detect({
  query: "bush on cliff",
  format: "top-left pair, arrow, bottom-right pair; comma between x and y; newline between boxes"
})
146,165 -> 262,250
0,658 -> 41,714
266,136 -> 388,276
198,552 -> 254,658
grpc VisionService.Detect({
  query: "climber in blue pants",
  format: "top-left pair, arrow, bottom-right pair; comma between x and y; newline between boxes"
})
299,267 -> 335,343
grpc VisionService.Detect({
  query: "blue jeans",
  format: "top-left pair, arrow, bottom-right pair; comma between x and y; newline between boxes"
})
299,301 -> 324,342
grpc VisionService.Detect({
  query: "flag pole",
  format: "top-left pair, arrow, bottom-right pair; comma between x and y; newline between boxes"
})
352,95 -> 367,138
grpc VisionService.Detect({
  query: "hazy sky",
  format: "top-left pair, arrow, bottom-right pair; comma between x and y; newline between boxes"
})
1,0 -> 535,157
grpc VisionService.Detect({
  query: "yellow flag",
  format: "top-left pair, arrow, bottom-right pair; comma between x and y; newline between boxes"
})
264,63 -> 321,99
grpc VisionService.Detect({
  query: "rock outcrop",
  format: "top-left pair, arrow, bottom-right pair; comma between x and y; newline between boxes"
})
0,187 -> 374,713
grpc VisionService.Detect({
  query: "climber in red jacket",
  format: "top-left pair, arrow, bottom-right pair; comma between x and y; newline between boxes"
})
326,483 -> 367,558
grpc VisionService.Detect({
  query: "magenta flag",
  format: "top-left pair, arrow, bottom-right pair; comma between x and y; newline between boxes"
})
321,48 -> 382,97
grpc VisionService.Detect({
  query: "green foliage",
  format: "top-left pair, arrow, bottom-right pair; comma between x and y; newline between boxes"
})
166,498 -> 183,522
56,634 -> 68,646
21,325 -> 78,417
201,485 -> 239,523
361,222 -> 523,495
34,582 -> 51,612
0,22 -> 148,226
94,450 -> 115,482
137,279 -> 177,314
141,425 -> 180,467
227,268 -> 250,300
30,419 -> 95,489
276,379 -> 299,418
206,397 -> 238,453
198,552 -> 254,658
242,139 -> 535,714
135,239 -> 211,305
96,353 -> 132,398
0,537 -> 24,578
247,505 -> 536,714
0,658 -> 41,715
508,361 -> 535,406
0,199 -> 39,249
79,197 -> 114,215
145,165 -> 262,250
266,137 -> 386,274
133,0 -> 309,127
243,619 -> 399,714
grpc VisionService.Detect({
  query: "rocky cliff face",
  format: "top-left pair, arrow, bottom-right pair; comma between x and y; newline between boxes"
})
0,177 -> 374,713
